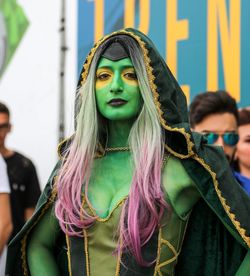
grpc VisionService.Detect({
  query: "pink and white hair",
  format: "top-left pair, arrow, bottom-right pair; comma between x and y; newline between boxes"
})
55,36 -> 169,266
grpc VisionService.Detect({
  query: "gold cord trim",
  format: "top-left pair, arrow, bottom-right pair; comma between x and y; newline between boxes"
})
154,228 -> 162,276
162,153 -> 170,168
193,154 -> 250,247
58,138 -> 131,159
65,225 -> 73,276
158,238 -> 179,267
115,238 -> 122,276
20,180 -> 57,276
80,197 -> 90,276
83,229 -> 90,276
57,136 -> 70,160
85,194 -> 127,222
79,29 -> 195,159
95,142 -> 105,158
155,213 -> 190,275
158,271 -> 163,276
164,141 -> 192,160
115,251 -> 121,276
81,194 -> 122,275
154,229 -> 179,276
20,235 -> 29,276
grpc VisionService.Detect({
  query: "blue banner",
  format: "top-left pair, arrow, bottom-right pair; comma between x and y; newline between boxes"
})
78,0 -> 250,107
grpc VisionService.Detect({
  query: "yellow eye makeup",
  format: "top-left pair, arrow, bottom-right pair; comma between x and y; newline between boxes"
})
95,57 -> 140,91
122,69 -> 138,85
96,69 -> 112,80
96,69 -> 113,89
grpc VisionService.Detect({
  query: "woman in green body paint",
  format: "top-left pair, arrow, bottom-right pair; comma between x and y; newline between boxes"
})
6,29 -> 250,276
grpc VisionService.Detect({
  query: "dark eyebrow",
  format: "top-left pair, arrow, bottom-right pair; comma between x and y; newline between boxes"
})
201,130 -> 214,133
201,130 -> 237,133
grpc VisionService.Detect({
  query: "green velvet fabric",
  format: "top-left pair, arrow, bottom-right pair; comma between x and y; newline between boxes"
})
175,132 -> 250,275
175,200 -> 246,276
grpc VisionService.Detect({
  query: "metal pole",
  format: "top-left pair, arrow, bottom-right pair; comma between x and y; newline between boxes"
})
58,0 -> 67,143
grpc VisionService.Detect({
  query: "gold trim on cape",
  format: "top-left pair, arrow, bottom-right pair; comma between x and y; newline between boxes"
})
193,154 -> 250,247
65,226 -> 73,276
83,229 -> 90,276
115,238 -> 122,276
20,180 -> 57,276
154,228 -> 162,276
57,137 -> 68,159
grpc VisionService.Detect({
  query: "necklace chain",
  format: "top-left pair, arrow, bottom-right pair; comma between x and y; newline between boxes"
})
105,146 -> 130,152
104,148 -> 170,166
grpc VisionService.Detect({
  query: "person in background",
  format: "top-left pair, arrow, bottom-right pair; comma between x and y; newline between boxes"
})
234,108 -> 250,195
0,154 -> 12,275
189,90 -> 239,163
0,102 -> 41,239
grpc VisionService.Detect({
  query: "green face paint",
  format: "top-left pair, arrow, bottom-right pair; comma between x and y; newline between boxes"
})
95,57 -> 143,121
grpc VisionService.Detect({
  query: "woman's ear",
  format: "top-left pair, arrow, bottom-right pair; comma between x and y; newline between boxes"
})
8,123 -> 12,133
234,148 -> 238,161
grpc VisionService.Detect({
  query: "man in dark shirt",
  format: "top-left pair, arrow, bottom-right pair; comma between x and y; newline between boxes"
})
0,102 -> 41,239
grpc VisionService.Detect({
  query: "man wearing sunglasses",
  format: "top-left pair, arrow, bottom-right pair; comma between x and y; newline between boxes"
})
189,91 -> 250,196
190,90 -> 239,163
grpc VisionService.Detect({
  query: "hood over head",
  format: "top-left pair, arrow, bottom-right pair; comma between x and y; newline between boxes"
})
59,28 -> 196,159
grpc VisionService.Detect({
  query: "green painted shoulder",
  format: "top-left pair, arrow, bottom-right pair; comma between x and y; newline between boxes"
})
162,155 -> 193,191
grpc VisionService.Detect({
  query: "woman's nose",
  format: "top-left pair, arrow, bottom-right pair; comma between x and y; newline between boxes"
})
110,73 -> 123,93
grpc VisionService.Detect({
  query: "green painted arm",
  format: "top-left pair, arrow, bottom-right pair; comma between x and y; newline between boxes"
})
236,250 -> 250,275
27,206 -> 60,276
162,156 -> 200,219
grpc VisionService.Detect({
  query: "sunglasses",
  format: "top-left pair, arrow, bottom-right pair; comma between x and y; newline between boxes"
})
203,131 -> 239,146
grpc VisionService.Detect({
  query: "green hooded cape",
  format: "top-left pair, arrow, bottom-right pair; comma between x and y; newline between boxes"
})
6,28 -> 250,276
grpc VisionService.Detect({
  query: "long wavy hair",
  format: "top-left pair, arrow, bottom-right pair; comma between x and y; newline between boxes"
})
55,36 -> 169,266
